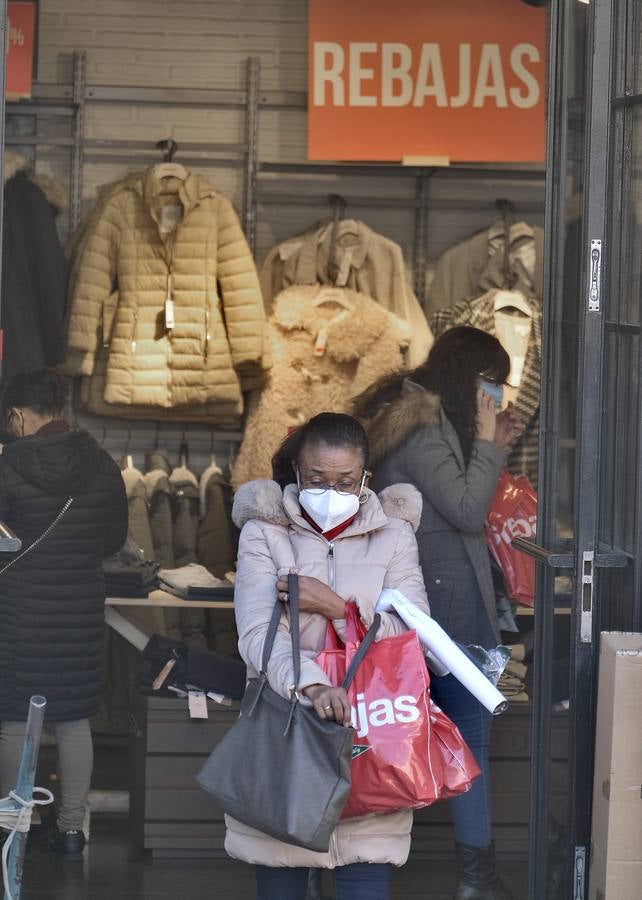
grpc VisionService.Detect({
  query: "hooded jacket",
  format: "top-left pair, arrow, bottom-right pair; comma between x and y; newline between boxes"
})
362,387 -> 504,645
0,429 -> 128,721
2,152 -> 68,381
231,286 -> 411,488
64,167 -> 266,410
225,479 -> 429,868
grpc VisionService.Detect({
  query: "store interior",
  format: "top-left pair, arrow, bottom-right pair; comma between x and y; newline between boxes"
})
0,2 -> 570,897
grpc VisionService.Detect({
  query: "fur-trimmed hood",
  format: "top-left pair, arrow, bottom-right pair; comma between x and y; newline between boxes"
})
364,383 -> 442,467
232,479 -> 422,533
4,150 -> 67,212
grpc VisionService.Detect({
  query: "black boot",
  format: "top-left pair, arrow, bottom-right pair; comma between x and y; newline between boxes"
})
454,842 -> 520,900
306,868 -> 331,900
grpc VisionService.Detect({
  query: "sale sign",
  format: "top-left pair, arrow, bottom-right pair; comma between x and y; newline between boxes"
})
308,0 -> 546,164
7,2 -> 36,100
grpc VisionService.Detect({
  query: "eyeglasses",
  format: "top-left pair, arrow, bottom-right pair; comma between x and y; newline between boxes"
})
297,470 -> 370,496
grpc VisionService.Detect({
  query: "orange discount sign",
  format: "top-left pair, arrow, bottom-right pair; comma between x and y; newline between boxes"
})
7,2 -> 36,100
308,0 -> 546,164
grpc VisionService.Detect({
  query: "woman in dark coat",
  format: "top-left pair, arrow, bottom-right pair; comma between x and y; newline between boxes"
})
0,370 -> 128,854
354,327 -> 522,900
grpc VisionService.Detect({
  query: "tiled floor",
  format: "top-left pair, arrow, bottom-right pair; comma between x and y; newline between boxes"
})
15,738 -> 528,899
20,821 -> 528,899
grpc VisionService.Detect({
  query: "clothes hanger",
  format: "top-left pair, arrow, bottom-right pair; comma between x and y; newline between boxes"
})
493,289 -> 532,318
153,139 -> 188,181
311,285 -> 353,310
178,428 -> 189,469
120,428 -> 134,471
491,198 -> 532,317
209,430 -> 220,468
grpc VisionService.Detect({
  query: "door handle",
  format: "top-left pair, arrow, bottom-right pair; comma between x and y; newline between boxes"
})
511,538 -> 628,569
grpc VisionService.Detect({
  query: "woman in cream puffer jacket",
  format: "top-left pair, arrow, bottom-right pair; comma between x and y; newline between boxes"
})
64,167 -> 266,411
226,416 -> 430,892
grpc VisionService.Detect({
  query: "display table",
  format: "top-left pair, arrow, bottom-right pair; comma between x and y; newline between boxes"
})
104,590 -> 234,650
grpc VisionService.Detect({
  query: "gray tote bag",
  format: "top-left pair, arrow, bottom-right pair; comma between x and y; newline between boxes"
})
196,573 -> 379,852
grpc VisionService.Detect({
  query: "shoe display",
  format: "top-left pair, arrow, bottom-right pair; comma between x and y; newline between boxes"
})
454,841 -> 520,900
49,827 -> 86,856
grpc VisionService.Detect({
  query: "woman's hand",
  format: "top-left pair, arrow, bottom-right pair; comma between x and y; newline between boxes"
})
303,684 -> 352,726
476,389 -> 497,442
494,403 -> 523,448
276,574 -> 345,620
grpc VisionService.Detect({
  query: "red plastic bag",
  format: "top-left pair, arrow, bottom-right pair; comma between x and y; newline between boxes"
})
485,470 -> 537,606
316,602 -> 480,819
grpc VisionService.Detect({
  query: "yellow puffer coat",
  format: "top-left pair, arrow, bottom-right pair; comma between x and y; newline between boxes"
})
65,167 -> 266,409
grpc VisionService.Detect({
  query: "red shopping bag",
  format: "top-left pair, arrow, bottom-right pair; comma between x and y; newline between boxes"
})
485,470 -> 537,607
317,603 -> 480,819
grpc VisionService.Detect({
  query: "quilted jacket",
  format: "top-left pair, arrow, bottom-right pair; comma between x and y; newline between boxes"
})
226,479 -> 429,868
64,167 -> 266,411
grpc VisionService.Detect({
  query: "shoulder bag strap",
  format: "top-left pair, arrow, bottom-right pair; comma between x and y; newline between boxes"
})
259,572 -> 301,687
0,496 -> 74,577
342,612 -> 381,691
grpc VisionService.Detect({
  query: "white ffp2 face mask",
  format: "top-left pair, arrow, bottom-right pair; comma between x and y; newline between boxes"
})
298,488 -> 360,533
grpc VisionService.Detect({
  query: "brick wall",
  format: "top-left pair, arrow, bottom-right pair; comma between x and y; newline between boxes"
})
21,0 -> 545,467
33,0 -> 544,267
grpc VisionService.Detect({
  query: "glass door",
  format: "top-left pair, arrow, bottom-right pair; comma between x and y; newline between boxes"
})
524,0 -> 632,897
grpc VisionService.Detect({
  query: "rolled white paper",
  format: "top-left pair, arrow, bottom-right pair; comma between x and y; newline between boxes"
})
378,588 -> 509,716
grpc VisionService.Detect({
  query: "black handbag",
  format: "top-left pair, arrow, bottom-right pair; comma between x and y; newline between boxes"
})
196,573 -> 380,852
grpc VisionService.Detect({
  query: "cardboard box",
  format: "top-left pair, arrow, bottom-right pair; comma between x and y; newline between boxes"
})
589,633 -> 642,899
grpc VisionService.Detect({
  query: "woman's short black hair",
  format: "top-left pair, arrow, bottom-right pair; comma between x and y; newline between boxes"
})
271,412 -> 369,488
1,369 -> 68,420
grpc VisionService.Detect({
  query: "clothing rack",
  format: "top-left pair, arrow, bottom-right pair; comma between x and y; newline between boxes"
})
2,50 -> 545,456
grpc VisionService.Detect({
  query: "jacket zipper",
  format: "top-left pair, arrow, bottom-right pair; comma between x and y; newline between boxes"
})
203,306 -> 210,360
130,311 -> 139,353
327,542 -> 336,591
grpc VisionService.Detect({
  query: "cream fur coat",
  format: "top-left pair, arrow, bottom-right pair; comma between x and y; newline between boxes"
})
232,286 -> 410,488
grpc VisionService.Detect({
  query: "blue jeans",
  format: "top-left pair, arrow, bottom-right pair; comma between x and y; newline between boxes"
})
255,863 -> 391,900
430,673 -> 493,848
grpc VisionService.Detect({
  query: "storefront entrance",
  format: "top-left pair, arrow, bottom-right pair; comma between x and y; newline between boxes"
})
526,1 -> 642,897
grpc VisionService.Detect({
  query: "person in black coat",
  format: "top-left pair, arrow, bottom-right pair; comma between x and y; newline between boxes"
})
2,152 -> 68,381
0,370 -> 127,854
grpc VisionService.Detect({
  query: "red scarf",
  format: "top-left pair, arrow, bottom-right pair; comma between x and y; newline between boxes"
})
301,508 -> 358,542
35,419 -> 70,439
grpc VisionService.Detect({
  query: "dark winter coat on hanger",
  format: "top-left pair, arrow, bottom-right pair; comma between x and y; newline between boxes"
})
1,152 -> 68,381
0,426 -> 127,722
197,461 -> 237,579
170,461 -> 207,650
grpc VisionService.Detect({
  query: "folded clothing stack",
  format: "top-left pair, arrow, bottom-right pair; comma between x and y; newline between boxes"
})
498,656 -> 529,702
103,537 -> 159,597
158,562 -> 234,600
137,634 -> 246,700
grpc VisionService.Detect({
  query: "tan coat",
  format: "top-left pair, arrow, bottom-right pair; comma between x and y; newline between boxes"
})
64,167 -> 266,410
225,479 -> 430,868
231,286 -> 410,488
260,220 -> 433,368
